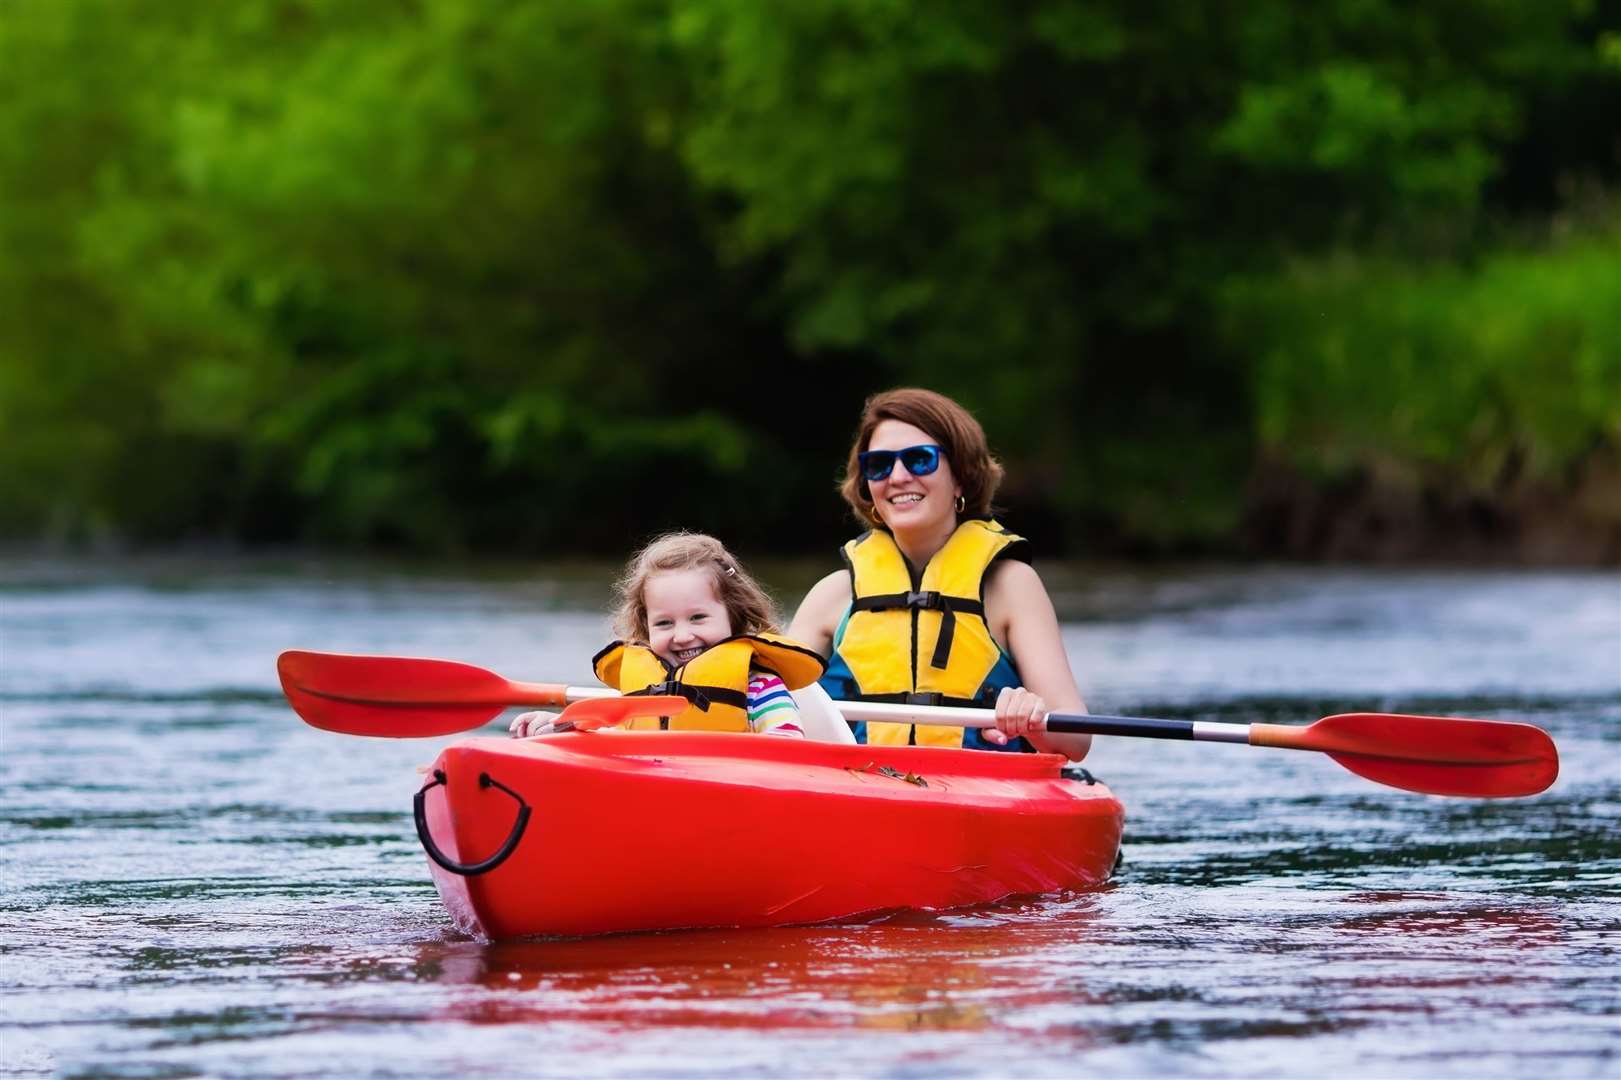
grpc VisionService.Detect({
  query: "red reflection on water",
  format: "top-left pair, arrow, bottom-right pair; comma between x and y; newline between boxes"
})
1295,892 -> 1572,1006
1334,891 -> 1565,942
411,900 -> 1110,1033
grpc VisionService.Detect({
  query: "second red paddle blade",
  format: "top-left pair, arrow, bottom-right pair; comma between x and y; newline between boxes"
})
1313,713 -> 1559,797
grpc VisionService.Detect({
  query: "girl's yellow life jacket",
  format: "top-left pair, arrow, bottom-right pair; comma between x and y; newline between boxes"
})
591,634 -> 827,731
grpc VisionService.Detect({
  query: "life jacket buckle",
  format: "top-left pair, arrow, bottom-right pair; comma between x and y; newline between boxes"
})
644,680 -> 710,711
904,691 -> 944,707
905,590 -> 943,610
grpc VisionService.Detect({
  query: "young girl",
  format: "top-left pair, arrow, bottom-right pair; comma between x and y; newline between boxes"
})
510,533 -> 826,738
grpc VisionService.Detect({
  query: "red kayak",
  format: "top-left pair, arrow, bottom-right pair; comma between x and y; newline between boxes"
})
278,650 -> 1555,938
416,732 -> 1124,939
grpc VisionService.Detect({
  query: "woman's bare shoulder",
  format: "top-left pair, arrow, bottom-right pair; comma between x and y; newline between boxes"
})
984,555 -> 1049,598
983,557 -> 1060,642
797,570 -> 852,617
786,570 -> 852,650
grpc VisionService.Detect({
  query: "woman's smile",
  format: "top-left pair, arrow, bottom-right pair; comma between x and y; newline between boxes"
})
867,419 -> 958,532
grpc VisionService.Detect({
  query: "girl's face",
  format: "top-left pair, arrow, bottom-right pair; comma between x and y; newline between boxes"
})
865,418 -> 961,533
644,569 -> 734,667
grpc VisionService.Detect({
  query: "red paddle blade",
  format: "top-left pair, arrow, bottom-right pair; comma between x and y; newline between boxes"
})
1300,713 -> 1559,798
282,680 -> 502,737
554,696 -> 687,731
277,650 -> 564,738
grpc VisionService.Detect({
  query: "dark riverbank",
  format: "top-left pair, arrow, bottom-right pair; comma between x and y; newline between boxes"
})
1240,448 -> 1621,565
6,446 -> 1618,577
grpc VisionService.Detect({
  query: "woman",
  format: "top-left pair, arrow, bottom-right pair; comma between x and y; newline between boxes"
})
788,388 -> 1092,760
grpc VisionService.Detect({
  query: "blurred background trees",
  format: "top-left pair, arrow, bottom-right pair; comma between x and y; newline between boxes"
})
2,0 -> 1616,559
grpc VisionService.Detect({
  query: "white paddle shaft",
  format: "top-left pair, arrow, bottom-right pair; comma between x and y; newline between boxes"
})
562,684 -> 1252,739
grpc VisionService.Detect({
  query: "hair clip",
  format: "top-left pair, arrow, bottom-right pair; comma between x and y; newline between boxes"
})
724,565 -> 736,576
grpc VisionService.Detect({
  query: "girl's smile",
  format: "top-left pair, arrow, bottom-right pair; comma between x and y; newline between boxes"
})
644,569 -> 734,668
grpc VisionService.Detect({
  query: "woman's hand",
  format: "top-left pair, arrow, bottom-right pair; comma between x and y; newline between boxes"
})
984,686 -> 1047,746
509,710 -> 562,738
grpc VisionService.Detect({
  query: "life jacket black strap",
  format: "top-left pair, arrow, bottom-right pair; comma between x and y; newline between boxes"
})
629,681 -> 749,713
845,689 -> 999,709
849,591 -> 986,670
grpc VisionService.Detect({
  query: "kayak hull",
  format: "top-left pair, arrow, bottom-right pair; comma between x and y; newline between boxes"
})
420,732 -> 1124,939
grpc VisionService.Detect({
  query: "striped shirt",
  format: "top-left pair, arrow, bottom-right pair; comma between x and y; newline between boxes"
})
747,669 -> 804,738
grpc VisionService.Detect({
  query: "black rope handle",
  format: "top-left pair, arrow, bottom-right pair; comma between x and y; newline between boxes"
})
413,769 -> 532,877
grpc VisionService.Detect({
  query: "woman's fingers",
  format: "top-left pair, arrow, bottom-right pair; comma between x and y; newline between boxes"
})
993,686 -> 1048,740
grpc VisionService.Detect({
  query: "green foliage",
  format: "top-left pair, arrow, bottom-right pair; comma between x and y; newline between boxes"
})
0,0 -> 1614,554
1225,226 -> 1621,488
662,0 -> 1612,543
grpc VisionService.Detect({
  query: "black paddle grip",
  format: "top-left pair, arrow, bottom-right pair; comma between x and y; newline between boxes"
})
1044,714 -> 1196,740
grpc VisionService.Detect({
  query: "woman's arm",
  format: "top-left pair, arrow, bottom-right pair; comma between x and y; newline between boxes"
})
786,570 -> 852,660
983,560 -> 1092,761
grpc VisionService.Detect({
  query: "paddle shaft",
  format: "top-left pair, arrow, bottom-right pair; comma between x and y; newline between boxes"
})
829,701 -> 1251,743
537,688 -> 1244,741
535,695 -> 1508,763
779,701 -> 1531,765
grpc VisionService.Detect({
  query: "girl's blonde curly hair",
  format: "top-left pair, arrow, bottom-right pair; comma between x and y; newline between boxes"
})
611,532 -> 780,644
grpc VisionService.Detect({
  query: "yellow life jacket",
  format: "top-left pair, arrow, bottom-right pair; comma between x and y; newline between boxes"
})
828,519 -> 1028,748
591,634 -> 826,732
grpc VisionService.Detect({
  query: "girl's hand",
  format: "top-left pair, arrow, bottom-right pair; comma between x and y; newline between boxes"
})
985,686 -> 1047,746
509,710 -> 561,738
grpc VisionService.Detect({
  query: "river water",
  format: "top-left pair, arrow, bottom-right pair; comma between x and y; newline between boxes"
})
2,558 -> 1617,1077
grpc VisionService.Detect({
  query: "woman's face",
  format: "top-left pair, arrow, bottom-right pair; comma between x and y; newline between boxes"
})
865,419 -> 961,533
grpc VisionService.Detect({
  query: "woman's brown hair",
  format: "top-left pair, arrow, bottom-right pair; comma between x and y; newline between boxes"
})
611,532 -> 780,643
838,388 -> 1005,526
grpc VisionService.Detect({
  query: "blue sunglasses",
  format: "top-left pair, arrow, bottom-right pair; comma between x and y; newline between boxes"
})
858,444 -> 944,483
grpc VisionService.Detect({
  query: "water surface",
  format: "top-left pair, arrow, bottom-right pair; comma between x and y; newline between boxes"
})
2,558 -> 1617,1077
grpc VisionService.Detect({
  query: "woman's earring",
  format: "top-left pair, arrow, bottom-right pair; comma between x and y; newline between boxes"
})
954,494 -> 966,513
867,505 -> 885,526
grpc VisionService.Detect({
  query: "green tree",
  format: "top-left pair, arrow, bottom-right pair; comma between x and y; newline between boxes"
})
0,0 -> 1614,555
